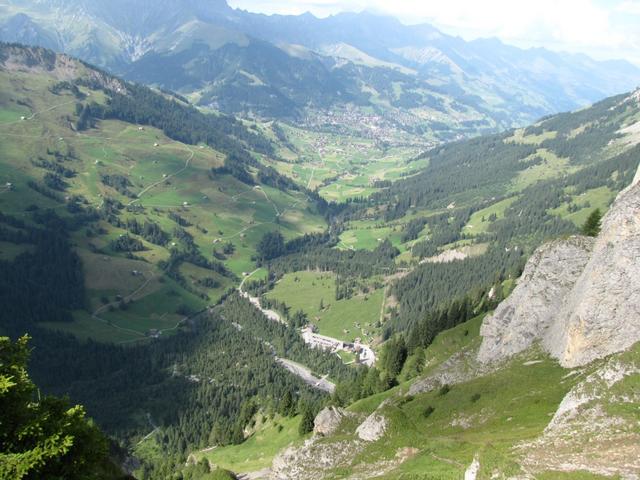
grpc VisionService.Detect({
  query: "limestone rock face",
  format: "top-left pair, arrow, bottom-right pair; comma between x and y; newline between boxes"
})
479,166 -> 640,368
355,413 -> 387,442
270,439 -> 364,480
313,406 -> 349,436
549,178 -> 640,367
477,237 -> 594,363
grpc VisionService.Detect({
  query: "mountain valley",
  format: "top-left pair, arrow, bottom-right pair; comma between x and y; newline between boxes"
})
0,3 -> 639,479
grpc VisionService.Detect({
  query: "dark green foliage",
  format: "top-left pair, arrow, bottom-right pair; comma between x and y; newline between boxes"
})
110,234 -> 145,252
410,210 -> 471,259
101,174 -> 136,198
401,217 -> 428,242
222,242 -> 236,255
382,337 -> 408,378
196,277 -> 221,289
257,231 -> 285,261
290,310 -> 309,329
279,391 -> 295,417
405,296 -> 482,353
76,102 -> 105,131
31,157 -> 76,178
221,295 -> 356,383
0,336 -> 125,480
298,405 -> 315,436
372,133 -> 538,218
471,393 -> 481,403
43,172 -> 67,191
423,406 -> 435,418
168,211 -> 192,227
266,239 -> 397,281
50,80 -> 85,99
27,180 -> 64,202
582,209 -> 603,237
94,82 -> 274,156
0,211 -> 86,326
181,459 -> 237,480
438,384 -> 451,396
392,247 -> 522,332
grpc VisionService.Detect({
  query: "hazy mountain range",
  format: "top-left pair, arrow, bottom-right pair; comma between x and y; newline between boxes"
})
1,0 -> 639,136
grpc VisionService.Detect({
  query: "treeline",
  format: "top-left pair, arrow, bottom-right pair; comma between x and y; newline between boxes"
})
370,133 -> 537,219
389,246 -> 523,332
72,79 -> 306,194
77,81 -> 273,156
265,238 -> 398,280
0,210 -> 86,327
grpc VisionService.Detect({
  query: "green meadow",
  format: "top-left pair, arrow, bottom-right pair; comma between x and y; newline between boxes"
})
266,271 -> 385,344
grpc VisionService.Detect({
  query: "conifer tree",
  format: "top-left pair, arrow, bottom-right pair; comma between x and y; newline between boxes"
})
581,208 -> 603,237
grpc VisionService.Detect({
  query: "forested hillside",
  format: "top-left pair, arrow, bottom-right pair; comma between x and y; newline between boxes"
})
0,44 -> 348,478
338,90 -> 640,335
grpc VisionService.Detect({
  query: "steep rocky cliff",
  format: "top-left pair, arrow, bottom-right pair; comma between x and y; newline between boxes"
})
479,165 -> 640,367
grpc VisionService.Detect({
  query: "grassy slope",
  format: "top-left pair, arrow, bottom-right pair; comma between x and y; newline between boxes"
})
335,316 -> 620,479
193,415 -> 304,473
265,271 -> 385,343
0,68 -> 325,344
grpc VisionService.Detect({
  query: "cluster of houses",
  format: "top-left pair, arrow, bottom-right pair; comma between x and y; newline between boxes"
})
301,325 -> 376,367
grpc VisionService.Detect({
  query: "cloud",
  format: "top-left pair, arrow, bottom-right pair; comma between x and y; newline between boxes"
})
617,0 -> 640,15
228,0 -> 640,64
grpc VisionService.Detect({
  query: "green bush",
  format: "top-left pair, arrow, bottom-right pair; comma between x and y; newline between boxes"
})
438,384 -> 451,396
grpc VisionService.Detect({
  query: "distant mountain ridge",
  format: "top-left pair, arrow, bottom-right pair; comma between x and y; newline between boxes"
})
1,0 -> 639,138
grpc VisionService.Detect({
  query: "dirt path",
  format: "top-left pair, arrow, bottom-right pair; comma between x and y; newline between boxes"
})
90,272 -> 157,339
276,357 -> 335,393
128,145 -> 194,205
137,413 -> 160,445
0,99 -> 77,128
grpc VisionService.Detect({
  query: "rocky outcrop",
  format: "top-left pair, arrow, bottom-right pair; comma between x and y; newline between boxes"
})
518,351 -> 640,477
549,177 -> 640,367
0,44 -> 125,90
477,236 -> 594,363
479,166 -> 640,367
313,406 -> 350,436
355,413 -> 387,442
270,439 -> 365,480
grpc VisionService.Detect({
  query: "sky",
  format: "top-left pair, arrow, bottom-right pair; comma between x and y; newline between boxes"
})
227,0 -> 640,65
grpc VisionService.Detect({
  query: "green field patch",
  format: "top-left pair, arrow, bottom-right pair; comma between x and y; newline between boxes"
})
549,186 -> 615,227
79,250 -> 157,298
266,271 -> 384,343
362,351 -> 573,477
338,226 -> 403,251
505,128 -> 557,145
179,262 -> 232,303
195,415 -> 303,474
0,104 -> 31,123
42,311 -> 147,344
463,197 -> 519,235
511,149 -> 575,192
0,68 -> 326,344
